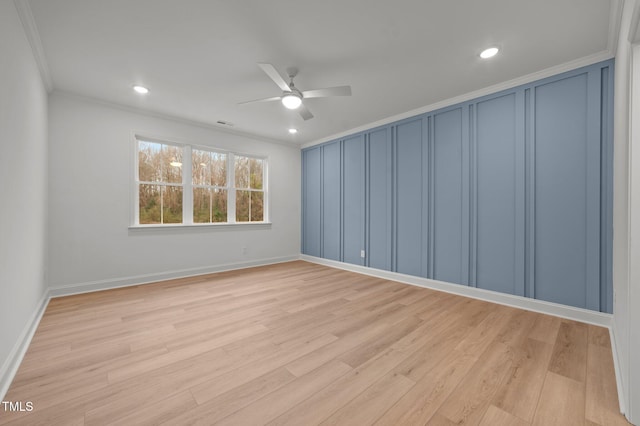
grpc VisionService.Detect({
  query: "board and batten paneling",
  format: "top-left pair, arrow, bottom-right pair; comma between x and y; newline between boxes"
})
367,128 -> 392,271
342,135 -> 365,265
301,60 -> 614,313
432,107 -> 469,284
532,70 -> 602,311
302,147 -> 321,257
394,118 -> 425,277
321,142 -> 341,261
472,93 -> 525,296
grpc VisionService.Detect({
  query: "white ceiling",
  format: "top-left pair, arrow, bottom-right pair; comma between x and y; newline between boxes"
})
27,0 -> 615,145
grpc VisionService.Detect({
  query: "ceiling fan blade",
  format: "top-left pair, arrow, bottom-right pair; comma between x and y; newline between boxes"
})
258,63 -> 291,92
302,85 -> 352,99
238,96 -> 281,105
298,103 -> 314,120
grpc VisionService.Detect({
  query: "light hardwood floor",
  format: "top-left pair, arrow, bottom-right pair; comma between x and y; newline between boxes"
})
0,261 -> 629,425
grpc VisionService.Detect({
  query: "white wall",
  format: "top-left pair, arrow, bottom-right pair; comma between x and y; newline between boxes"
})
0,0 -> 49,394
47,94 -> 300,292
613,0 -> 639,422
629,42 -> 640,425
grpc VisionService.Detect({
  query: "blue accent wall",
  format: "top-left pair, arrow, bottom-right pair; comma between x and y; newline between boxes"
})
367,128 -> 392,271
302,147 -> 321,257
395,118 -> 424,277
432,108 -> 467,284
474,93 -> 523,296
301,60 -> 614,313
321,142 -> 341,261
342,135 -> 365,266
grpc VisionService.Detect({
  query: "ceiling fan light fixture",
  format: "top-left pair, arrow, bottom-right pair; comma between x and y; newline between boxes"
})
282,93 -> 302,109
240,63 -> 351,121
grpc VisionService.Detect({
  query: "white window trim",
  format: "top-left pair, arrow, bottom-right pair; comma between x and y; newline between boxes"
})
190,147 -> 231,224
228,152 -> 237,223
130,133 -> 271,229
231,152 -> 269,223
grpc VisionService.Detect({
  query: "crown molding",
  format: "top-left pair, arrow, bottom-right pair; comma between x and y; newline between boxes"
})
609,0 -> 624,53
51,90 -> 300,149
13,0 -> 620,149
629,0 -> 640,43
13,0 -> 52,93
303,50 -> 614,149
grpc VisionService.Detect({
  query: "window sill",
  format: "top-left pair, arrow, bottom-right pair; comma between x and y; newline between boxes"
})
128,222 -> 272,234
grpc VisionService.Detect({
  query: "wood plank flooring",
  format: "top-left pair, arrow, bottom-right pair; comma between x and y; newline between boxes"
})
0,261 -> 629,425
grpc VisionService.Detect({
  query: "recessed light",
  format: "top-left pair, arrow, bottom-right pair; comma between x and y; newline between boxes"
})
480,47 -> 499,59
133,85 -> 149,94
288,128 -> 298,134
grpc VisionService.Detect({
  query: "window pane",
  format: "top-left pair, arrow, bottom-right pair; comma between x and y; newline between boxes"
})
250,191 -> 264,222
192,150 -> 211,186
212,189 -> 228,222
234,156 -> 250,189
162,145 -> 182,184
250,158 -> 263,190
139,184 -> 161,224
137,141 -> 263,226
138,141 -> 161,182
236,190 -> 250,222
163,186 -> 183,223
193,187 -> 211,223
212,152 -> 227,187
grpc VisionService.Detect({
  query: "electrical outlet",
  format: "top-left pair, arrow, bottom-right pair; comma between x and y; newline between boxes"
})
360,250 -> 365,258
242,247 -> 248,255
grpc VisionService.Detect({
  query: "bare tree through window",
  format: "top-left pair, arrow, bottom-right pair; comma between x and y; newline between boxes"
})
136,139 -> 266,225
138,141 -> 183,224
235,156 -> 264,222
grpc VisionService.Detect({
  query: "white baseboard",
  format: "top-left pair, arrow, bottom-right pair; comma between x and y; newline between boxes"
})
3,254 -> 625,418
1,256 -> 299,399
299,255 -> 613,328
0,291 -> 50,402
609,326 -> 627,416
49,255 -> 300,298
302,255 -> 631,418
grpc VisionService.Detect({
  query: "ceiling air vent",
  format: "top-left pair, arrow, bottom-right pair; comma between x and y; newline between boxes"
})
216,120 -> 234,127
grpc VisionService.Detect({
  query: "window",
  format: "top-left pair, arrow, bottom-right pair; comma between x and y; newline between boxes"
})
138,141 -> 183,224
134,138 -> 267,226
234,156 -> 264,222
192,149 -> 228,223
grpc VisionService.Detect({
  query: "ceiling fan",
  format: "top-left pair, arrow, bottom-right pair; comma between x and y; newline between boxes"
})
239,63 -> 352,120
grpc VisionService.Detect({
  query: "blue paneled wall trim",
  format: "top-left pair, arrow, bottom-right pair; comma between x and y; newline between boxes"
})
301,60 -> 614,313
